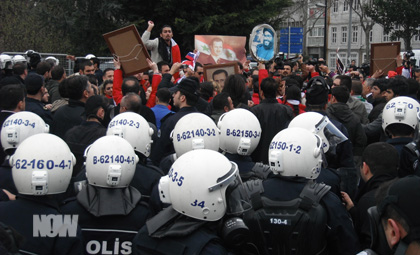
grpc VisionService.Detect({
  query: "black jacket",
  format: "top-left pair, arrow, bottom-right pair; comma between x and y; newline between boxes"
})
64,121 -> 107,176
327,103 -> 367,156
0,111 -> 14,165
368,97 -> 386,123
257,174 -> 361,255
25,97 -> 53,126
51,99 -> 85,139
350,173 -> 397,249
150,106 -> 197,165
250,98 -> 294,164
0,195 -> 83,254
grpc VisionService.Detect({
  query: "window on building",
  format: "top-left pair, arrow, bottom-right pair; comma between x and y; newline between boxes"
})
383,31 -> 390,42
353,0 -> 360,10
333,0 -> 338,12
352,26 -> 358,43
350,53 -> 358,66
342,27 -> 348,43
369,30 -> 373,42
332,27 -> 337,44
310,27 -> 324,37
329,53 -> 337,70
343,0 -> 349,11
415,34 -> 420,42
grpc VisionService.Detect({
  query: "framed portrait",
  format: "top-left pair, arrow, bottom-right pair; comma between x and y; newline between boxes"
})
370,42 -> 401,76
249,24 -> 278,62
103,24 -> 151,76
195,35 -> 246,65
203,63 -> 239,82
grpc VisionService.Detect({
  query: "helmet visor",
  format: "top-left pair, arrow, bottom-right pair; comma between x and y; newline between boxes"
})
208,162 -> 251,216
316,116 -> 348,147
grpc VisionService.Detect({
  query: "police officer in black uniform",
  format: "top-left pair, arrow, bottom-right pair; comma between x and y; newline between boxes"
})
0,111 -> 49,198
133,149 -> 248,255
218,108 -> 271,181
61,136 -> 151,255
243,127 -> 360,255
106,111 -> 164,200
151,77 -> 200,165
0,133 -> 83,254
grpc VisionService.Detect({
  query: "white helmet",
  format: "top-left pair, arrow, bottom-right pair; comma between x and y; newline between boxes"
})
288,112 -> 347,153
159,149 -> 249,221
217,108 -> 261,155
12,55 -> 27,65
268,127 -> 324,179
85,54 -> 96,59
170,113 -> 220,158
0,54 -> 12,69
107,112 -> 154,157
1,112 -> 50,153
10,133 -> 75,195
45,56 -> 59,66
84,136 -> 139,188
382,96 -> 420,132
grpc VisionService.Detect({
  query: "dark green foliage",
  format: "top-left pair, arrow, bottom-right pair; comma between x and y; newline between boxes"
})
1,0 -> 292,56
366,0 -> 420,50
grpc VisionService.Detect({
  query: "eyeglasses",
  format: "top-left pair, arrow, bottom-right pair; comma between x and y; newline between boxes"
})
106,87 -> 113,90
198,72 -> 203,75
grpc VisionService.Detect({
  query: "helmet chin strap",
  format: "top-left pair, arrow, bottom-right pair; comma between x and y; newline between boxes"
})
393,238 -> 409,255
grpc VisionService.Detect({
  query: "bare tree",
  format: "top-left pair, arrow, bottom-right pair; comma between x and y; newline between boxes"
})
350,0 -> 375,62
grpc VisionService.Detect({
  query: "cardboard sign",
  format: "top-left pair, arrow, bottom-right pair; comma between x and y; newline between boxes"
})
103,25 -> 151,75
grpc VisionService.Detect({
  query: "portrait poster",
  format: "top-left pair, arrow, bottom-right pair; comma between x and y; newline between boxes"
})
370,42 -> 401,76
203,63 -> 239,82
195,35 -> 246,65
249,24 -> 277,62
103,24 -> 151,76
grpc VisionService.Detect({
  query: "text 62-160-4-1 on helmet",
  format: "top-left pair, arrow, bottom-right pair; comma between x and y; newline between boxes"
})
268,127 -> 324,179
84,136 -> 139,188
218,108 -> 261,156
158,149 -> 250,221
288,111 -> 347,153
170,113 -> 220,158
382,96 -> 420,132
107,112 -> 154,157
1,111 -> 50,152
10,133 -> 75,195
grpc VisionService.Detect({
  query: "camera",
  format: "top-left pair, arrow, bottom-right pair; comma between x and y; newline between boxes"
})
274,52 -> 285,70
406,51 -> 415,59
179,64 -> 189,70
221,217 -> 250,247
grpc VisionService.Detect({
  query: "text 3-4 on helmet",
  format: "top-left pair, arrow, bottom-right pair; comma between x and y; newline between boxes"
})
107,112 -> 154,158
170,113 -> 220,158
268,127 -> 324,179
1,111 -> 50,152
84,136 -> 139,188
288,111 -> 347,153
382,96 -> 420,132
158,149 -> 250,221
10,133 -> 75,195
217,108 -> 262,156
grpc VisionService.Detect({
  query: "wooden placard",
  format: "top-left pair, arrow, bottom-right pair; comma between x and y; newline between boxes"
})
103,24 -> 151,76
203,63 -> 239,82
370,42 -> 401,76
